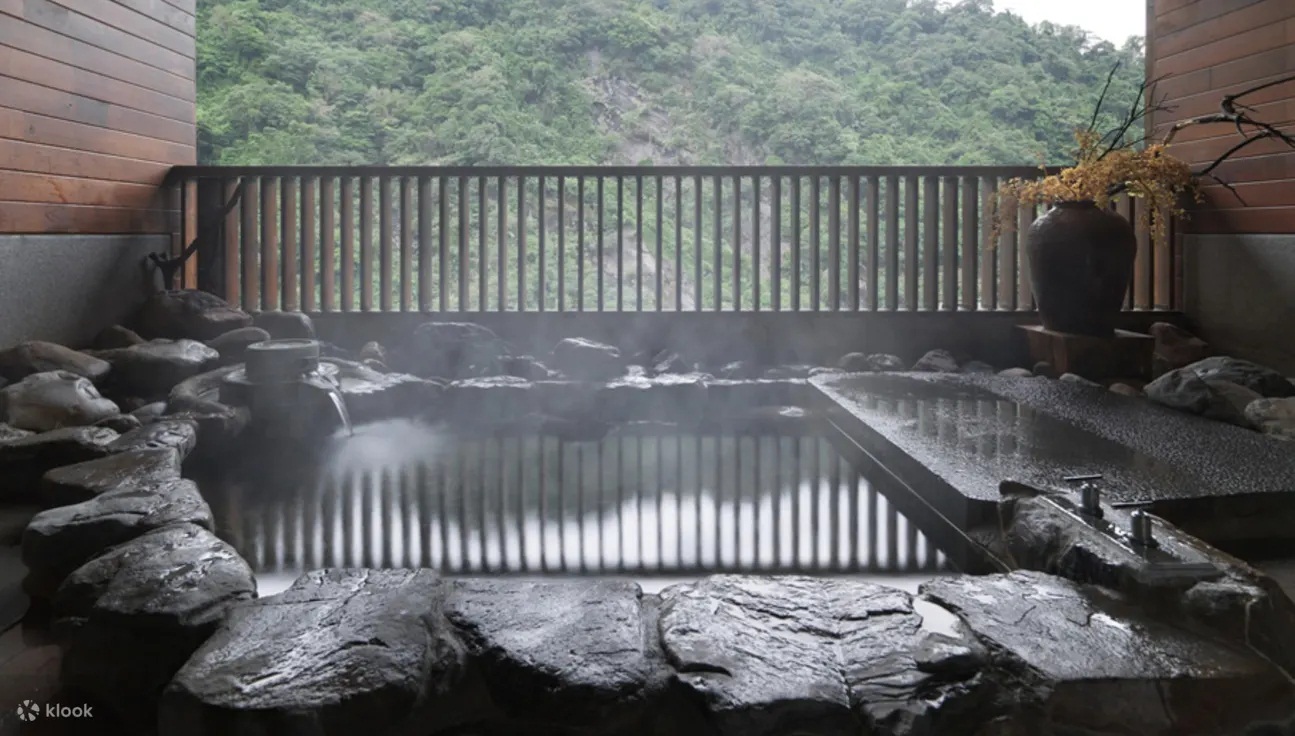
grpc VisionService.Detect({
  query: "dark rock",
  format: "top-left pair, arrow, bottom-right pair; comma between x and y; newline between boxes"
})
809,367 -> 844,377
1150,322 -> 1211,371
913,632 -> 987,678
107,419 -> 198,460
0,426 -> 119,503
395,321 -> 506,379
762,364 -> 815,380
0,423 -> 34,442
1059,372 -> 1100,387
0,341 -> 111,383
659,575 -> 989,736
91,324 -> 146,350
93,413 -> 142,433
1109,382 -> 1142,397
361,358 -> 387,372
130,401 -> 169,424
54,523 -> 255,731
445,578 -> 671,732
167,365 -> 241,415
715,360 -> 758,380
443,377 -> 534,425
921,571 -> 1293,733
334,361 -> 445,423
136,289 -> 252,341
160,569 -> 471,736
166,408 -> 250,466
998,367 -> 1035,378
205,326 -> 271,365
41,448 -> 181,507
863,353 -> 907,372
1145,368 -> 1256,426
651,350 -> 688,375
960,360 -> 995,374
358,340 -> 387,364
22,478 -> 212,599
501,354 -> 556,380
599,373 -> 709,422
0,371 -> 120,431
1032,361 -> 1056,378
252,310 -> 315,340
1246,398 -> 1295,441
1186,356 -> 1295,398
837,352 -> 870,372
90,339 -> 219,399
550,337 -> 625,381
912,349 -> 959,372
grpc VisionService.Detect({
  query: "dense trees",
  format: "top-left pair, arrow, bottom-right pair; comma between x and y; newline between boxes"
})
197,0 -> 1144,167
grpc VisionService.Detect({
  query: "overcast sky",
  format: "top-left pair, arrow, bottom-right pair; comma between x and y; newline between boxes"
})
991,0 -> 1146,45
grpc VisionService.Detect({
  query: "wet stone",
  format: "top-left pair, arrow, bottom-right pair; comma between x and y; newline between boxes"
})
959,360 -> 995,374
395,321 -> 505,379
1246,398 -> 1295,441
500,354 -> 555,380
22,478 -> 212,599
334,362 -> 445,423
41,448 -> 181,507
90,339 -> 219,399
0,341 -> 111,383
1186,356 -> 1295,398
1145,368 -> 1255,426
864,353 -> 908,372
651,349 -> 689,375
912,349 -> 958,373
0,426 -> 119,503
715,360 -> 761,380
445,578 -> 670,732
252,310 -> 315,339
54,523 -> 255,731
443,376 -> 534,425
94,413 -> 141,433
837,352 -> 871,372
1108,382 -> 1142,397
762,364 -> 816,380
204,326 -> 271,365
1150,322 -> 1211,371
136,289 -> 252,341
106,419 -> 198,460
551,337 -> 626,381
1059,372 -> 1100,387
921,571 -> 1294,734
358,340 -> 387,364
0,370 -> 120,431
1032,360 -> 1056,378
998,367 -> 1034,378
130,401 -> 169,425
160,569 -> 471,736
0,423 -> 34,442
91,324 -> 146,350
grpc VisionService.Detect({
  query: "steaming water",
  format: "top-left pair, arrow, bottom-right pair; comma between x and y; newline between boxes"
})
206,419 -> 955,593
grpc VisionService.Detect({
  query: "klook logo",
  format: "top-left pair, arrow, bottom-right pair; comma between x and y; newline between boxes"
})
16,700 -> 38,722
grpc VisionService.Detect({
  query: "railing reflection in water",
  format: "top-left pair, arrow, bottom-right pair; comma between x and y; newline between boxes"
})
208,430 -> 950,576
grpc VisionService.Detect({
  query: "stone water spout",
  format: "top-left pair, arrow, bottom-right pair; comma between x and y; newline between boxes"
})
219,339 -> 354,438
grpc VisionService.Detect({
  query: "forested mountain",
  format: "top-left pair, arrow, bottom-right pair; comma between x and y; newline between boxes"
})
197,0 -> 1144,167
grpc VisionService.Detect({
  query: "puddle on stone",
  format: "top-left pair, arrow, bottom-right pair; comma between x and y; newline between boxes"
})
203,419 -> 961,588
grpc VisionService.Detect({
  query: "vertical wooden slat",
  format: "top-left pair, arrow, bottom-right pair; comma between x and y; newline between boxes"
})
922,176 -> 938,310
712,175 -> 722,311
733,175 -> 741,311
655,175 -> 664,311
240,178 -> 260,311
359,176 -> 373,312
617,176 -> 624,312
996,191 -> 1016,311
752,176 -> 761,311
1017,201 -> 1033,310
378,176 -> 393,311
636,174 -> 644,310
320,178 -> 336,312
885,174 -> 899,311
771,176 -> 782,312
791,176 -> 801,311
597,176 -> 605,312
438,176 -> 449,312
518,177 -> 527,311
301,176 -> 317,312
261,177 -> 279,311
847,175 -> 860,311
557,177 -> 566,312
178,179 -> 193,289
399,178 -> 412,311
694,176 -> 702,312
674,175 -> 683,311
223,178 -> 240,307
281,177 -> 299,311
810,176 -> 821,310
904,175 -> 918,310
980,176 -> 998,310
340,177 -> 355,312
498,176 -> 508,311
479,177 -> 489,312
459,176 -> 469,311
417,176 -> 432,311
960,176 -> 978,311
537,175 -> 546,312
828,176 -> 841,310
1134,200 -> 1150,310
866,176 -> 879,311
577,177 -> 586,311
941,176 -> 957,311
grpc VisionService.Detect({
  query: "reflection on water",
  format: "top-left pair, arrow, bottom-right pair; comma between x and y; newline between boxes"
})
206,420 -> 951,576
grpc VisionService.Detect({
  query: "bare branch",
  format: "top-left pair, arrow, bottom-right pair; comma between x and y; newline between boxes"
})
1087,63 -> 1121,135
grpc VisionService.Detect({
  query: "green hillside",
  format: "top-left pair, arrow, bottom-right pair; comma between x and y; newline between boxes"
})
196,0 -> 1145,167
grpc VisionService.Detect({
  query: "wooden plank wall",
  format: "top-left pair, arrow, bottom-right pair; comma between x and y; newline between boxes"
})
0,0 -> 196,234
1149,0 -> 1295,234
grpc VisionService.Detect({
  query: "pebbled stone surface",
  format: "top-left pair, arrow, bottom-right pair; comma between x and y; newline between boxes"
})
54,523 -> 255,731
161,569 -> 471,736
0,426 -> 118,503
0,370 -> 120,431
22,478 -> 212,598
0,341 -> 111,383
41,447 -> 181,507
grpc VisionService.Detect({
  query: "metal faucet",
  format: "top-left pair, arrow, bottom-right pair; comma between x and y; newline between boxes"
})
1130,510 -> 1157,547
1078,481 -> 1103,518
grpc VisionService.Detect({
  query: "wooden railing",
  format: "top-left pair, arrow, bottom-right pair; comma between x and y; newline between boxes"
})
170,166 -> 1178,313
